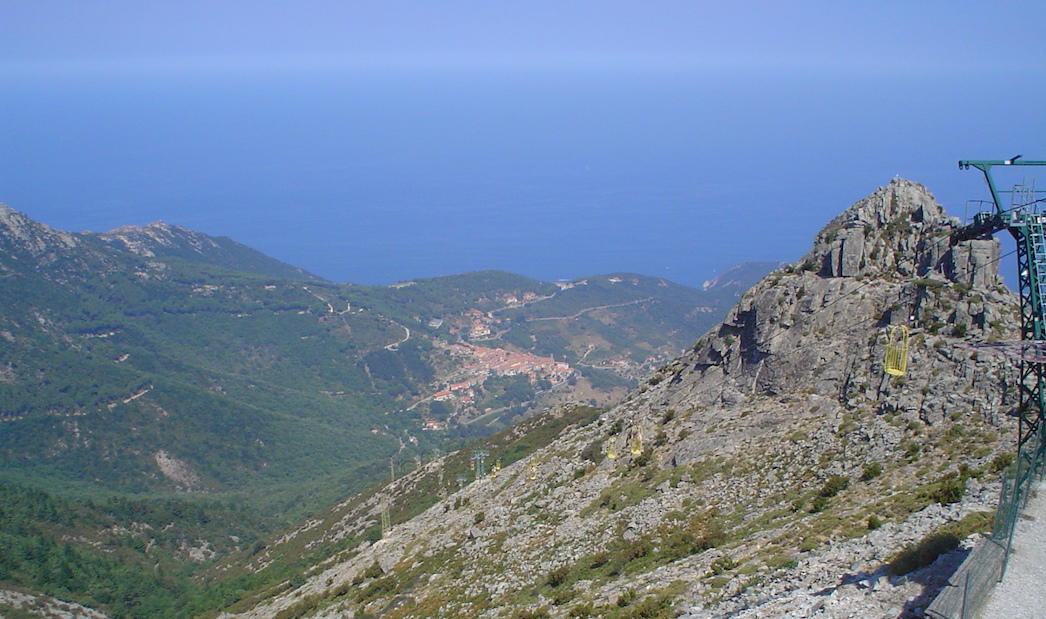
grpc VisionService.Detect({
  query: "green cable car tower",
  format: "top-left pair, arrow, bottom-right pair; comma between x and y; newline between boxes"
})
952,156 -> 1046,561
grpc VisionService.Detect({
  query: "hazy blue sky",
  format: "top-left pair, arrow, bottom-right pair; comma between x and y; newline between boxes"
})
4,2 -> 1043,75
2,2 -> 1044,286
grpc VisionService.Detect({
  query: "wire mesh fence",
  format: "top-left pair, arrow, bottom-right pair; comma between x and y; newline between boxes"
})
925,535 -> 1006,619
926,426 -> 1046,619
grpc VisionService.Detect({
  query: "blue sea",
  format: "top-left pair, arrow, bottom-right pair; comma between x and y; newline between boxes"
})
0,68 -> 1031,288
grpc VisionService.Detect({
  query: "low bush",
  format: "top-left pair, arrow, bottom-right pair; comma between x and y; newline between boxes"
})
819,476 -> 849,498
989,453 -> 1015,475
931,472 -> 966,505
860,463 -> 882,481
887,532 -> 959,576
546,565 -> 571,588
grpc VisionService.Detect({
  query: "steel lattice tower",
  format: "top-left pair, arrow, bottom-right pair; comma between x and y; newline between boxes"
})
952,157 -> 1046,564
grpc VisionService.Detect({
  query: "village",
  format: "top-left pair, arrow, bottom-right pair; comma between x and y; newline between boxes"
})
412,292 -> 584,429
418,282 -> 661,430
421,341 -> 574,429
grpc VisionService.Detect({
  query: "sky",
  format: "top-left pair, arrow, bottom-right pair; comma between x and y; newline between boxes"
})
2,1 -> 1045,287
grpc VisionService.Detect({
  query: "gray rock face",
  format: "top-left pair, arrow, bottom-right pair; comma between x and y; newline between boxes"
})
808,179 -> 987,283
947,239 -> 1001,290
675,179 -> 1011,406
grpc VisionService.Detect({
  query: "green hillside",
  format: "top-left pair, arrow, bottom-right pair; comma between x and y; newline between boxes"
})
0,205 -> 769,519
0,482 -> 271,618
0,203 -> 774,616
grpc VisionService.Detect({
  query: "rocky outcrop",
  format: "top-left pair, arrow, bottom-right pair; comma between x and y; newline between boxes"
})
0,202 -> 78,262
813,179 -> 954,279
218,179 -> 1021,619
101,221 -> 225,259
0,588 -> 109,619
99,221 -> 322,280
674,179 -> 1012,405
153,449 -> 203,492
804,178 -> 998,284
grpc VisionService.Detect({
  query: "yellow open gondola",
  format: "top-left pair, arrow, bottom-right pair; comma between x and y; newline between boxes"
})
606,438 -> 618,459
884,325 -> 910,376
629,427 -> 643,455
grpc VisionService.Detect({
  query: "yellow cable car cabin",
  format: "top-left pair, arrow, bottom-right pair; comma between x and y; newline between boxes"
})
884,325 -> 910,376
629,428 -> 643,455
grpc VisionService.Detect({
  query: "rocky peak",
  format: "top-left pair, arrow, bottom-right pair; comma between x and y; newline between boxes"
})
100,221 -> 223,258
804,179 -> 1000,289
665,178 -> 1013,404
0,203 -> 78,261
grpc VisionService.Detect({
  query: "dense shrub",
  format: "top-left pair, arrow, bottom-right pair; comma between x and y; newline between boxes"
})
546,565 -> 571,588
819,475 -> 850,498
887,532 -> 959,576
860,463 -> 882,481
811,475 -> 849,512
989,453 -> 1015,475
931,472 -> 967,505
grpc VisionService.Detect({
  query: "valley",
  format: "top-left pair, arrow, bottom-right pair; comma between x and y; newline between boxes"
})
0,179 -> 1024,618
0,203 -> 777,617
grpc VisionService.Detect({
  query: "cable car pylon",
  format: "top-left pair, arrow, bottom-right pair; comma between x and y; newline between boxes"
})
951,157 -> 1046,576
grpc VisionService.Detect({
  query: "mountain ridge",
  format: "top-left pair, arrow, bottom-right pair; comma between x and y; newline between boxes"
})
0,202 -> 78,260
98,220 -> 324,282
702,262 -> 784,292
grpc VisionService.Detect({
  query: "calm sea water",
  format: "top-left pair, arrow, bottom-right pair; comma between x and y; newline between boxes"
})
0,69 -> 1028,287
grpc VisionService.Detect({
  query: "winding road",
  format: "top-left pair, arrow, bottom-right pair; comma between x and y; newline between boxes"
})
525,297 -> 654,322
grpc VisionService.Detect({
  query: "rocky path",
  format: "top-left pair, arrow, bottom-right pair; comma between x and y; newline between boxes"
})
979,480 -> 1046,619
